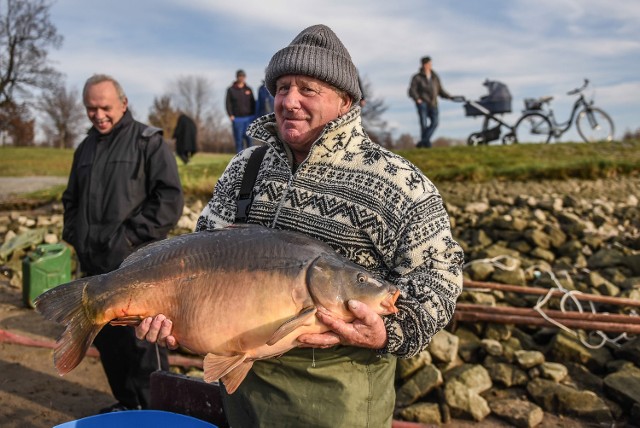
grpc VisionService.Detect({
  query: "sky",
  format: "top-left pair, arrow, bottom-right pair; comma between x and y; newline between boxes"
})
47,0 -> 640,143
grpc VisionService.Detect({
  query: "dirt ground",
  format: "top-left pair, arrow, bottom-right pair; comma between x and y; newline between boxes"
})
1,176 -> 636,427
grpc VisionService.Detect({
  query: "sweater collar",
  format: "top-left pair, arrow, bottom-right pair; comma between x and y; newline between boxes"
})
247,105 -> 365,162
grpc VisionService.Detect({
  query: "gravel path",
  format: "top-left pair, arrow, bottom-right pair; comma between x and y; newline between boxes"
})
0,176 -> 67,202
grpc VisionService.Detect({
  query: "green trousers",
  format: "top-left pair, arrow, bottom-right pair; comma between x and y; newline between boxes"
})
221,346 -> 397,428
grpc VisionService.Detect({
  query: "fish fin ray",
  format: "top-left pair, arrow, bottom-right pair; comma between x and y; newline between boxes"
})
267,306 -> 317,346
221,361 -> 254,394
203,353 -> 246,383
110,316 -> 144,326
34,277 -> 103,375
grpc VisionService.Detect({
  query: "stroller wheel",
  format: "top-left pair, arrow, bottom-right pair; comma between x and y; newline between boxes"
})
467,132 -> 484,146
502,132 -> 517,145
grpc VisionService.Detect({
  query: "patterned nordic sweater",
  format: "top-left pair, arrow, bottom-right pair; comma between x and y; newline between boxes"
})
195,106 -> 464,358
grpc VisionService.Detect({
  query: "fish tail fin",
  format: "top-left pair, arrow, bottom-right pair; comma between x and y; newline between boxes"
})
221,361 -> 254,394
203,353 -> 246,384
34,277 -> 103,375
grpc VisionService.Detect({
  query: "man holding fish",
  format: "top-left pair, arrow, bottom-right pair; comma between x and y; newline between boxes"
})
138,24 -> 464,427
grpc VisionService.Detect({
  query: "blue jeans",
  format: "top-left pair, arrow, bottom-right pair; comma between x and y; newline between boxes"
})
232,116 -> 254,153
416,103 -> 439,148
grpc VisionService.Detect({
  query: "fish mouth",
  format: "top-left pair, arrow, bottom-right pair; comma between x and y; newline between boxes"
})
381,288 -> 400,315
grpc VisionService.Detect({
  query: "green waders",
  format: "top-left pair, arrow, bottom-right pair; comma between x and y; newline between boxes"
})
221,346 -> 397,428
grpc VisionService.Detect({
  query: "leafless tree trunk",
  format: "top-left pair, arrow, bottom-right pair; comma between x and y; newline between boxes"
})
359,76 -> 391,147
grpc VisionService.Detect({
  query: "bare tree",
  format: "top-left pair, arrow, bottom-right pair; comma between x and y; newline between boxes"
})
37,79 -> 85,148
148,95 -> 180,143
0,99 -> 34,145
359,76 -> 391,147
0,0 -> 63,106
160,75 -> 233,152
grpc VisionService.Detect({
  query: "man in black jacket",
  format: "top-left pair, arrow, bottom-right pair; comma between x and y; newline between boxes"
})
408,56 -> 457,148
225,69 -> 256,153
173,112 -> 197,164
62,74 -> 184,412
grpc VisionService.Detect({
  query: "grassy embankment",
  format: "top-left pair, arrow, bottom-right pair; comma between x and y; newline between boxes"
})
1,140 -> 639,202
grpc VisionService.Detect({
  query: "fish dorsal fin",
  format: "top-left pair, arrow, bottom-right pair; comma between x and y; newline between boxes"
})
266,306 -> 317,346
203,353 -> 246,383
221,361 -> 254,394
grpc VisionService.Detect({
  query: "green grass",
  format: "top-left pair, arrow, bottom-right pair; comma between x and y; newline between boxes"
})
1,140 -> 639,201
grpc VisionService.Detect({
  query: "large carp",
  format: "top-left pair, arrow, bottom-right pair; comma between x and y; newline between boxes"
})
35,225 -> 400,393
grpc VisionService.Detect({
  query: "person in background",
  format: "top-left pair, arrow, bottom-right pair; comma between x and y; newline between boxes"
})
137,25 -> 463,427
408,56 -> 459,148
62,74 -> 184,413
173,112 -> 197,164
225,69 -> 256,153
256,79 -> 275,118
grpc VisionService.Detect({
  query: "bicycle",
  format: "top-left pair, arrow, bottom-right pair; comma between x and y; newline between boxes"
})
514,79 -> 615,144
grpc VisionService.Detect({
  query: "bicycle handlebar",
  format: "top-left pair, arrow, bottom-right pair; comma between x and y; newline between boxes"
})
567,78 -> 589,96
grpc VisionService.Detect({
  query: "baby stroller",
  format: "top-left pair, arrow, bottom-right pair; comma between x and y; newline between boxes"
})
461,79 -> 516,145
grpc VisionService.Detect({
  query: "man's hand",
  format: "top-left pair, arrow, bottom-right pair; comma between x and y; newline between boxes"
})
135,314 -> 179,350
297,300 -> 388,350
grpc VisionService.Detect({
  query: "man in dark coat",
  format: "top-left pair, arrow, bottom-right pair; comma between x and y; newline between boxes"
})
225,69 -> 256,153
173,113 -> 197,164
62,74 -> 184,413
408,56 -> 458,148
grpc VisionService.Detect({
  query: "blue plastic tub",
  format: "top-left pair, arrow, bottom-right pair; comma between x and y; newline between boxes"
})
53,410 -> 217,428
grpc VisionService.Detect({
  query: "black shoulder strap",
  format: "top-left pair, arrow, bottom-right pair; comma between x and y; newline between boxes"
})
235,145 -> 268,223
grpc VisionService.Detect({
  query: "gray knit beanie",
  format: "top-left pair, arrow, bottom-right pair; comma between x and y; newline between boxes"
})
265,24 -> 361,102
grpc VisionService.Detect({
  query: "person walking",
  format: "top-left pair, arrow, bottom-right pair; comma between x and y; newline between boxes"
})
173,112 -> 197,165
62,74 -> 184,413
225,69 -> 256,153
408,56 -> 458,148
137,25 -> 463,427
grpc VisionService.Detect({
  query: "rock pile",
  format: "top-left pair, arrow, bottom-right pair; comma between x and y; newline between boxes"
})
393,177 -> 640,426
1,177 -> 639,426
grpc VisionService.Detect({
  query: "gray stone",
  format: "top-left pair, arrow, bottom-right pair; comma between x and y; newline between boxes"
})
623,254 -> 640,276
530,247 -> 555,263
587,248 -> 626,269
398,402 -> 442,425
396,349 -> 432,381
429,330 -> 459,364
471,229 -> 493,247
603,366 -> 640,410
484,323 -> 512,342
508,240 -> 533,254
487,362 -> 529,387
620,276 -> 640,290
491,267 -> 526,286
444,380 -> 491,422
549,331 -> 613,372
444,364 -> 492,394
539,362 -> 568,382
456,327 -> 482,363
480,339 -> 503,356
465,201 -> 490,214
514,350 -> 545,369
587,271 -> 620,296
543,224 -> 567,248
478,243 -> 521,260
489,398 -> 544,428
614,337 -> 640,366
526,378 -> 613,423
557,240 -> 583,258
524,228 -> 551,249
464,290 -> 496,306
396,364 -> 443,407
492,215 -> 528,231
466,261 -> 494,281
556,211 -> 589,236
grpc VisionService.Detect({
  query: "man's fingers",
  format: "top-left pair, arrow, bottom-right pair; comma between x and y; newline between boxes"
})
145,314 -> 167,343
135,317 -> 152,340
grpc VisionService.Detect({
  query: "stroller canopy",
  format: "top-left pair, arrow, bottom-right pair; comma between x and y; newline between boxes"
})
465,79 -> 512,116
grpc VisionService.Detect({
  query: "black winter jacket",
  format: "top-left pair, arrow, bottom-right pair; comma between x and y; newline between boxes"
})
408,70 -> 452,107
62,111 -> 184,275
225,83 -> 256,117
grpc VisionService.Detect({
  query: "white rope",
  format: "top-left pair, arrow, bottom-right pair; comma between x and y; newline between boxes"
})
464,257 -> 634,349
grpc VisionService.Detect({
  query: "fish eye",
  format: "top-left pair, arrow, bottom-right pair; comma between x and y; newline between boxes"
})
357,273 -> 366,283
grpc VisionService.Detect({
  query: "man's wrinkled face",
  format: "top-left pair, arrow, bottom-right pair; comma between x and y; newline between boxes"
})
84,81 -> 128,135
274,75 -> 351,154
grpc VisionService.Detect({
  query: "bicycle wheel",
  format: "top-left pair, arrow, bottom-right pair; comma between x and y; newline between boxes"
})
514,112 -> 553,144
576,107 -> 615,142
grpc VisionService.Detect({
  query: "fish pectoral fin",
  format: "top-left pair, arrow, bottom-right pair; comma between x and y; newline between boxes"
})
203,353 -> 246,383
221,361 -> 254,394
109,316 -> 144,326
266,306 -> 317,346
